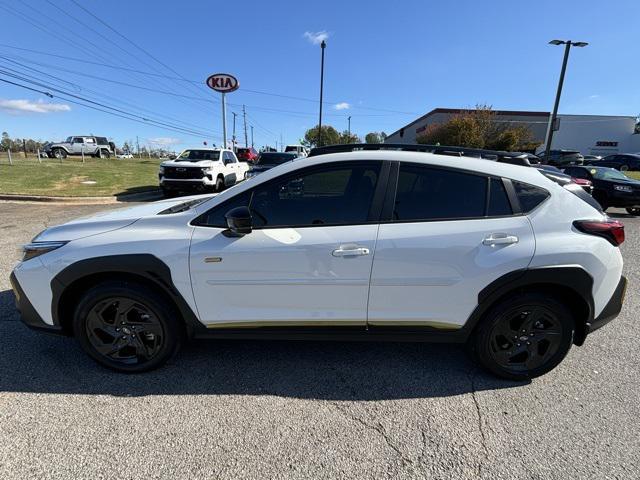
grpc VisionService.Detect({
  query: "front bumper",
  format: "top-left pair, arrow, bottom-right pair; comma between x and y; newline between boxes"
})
160,177 -> 214,191
9,271 -> 63,334
587,275 -> 627,334
609,190 -> 640,207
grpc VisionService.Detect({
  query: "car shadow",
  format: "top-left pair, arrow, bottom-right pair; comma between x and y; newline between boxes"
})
0,290 -> 527,400
113,187 -> 162,203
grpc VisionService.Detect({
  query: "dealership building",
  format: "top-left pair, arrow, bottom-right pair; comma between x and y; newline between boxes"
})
384,108 -> 640,156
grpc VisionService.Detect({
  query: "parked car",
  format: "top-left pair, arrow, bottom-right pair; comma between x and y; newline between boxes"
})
236,147 -> 258,163
12,146 -> 626,380
582,155 -> 602,163
563,165 -> 640,214
538,149 -> 584,166
117,153 -> 134,159
43,136 -> 114,159
284,145 -> 309,157
585,153 -> 640,171
534,165 -> 593,195
245,152 -> 298,179
158,148 -> 248,196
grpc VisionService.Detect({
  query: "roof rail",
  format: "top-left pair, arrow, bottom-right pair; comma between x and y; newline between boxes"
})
308,143 -> 532,165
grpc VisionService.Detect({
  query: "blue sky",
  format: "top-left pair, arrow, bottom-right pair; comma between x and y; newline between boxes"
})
0,0 -> 638,152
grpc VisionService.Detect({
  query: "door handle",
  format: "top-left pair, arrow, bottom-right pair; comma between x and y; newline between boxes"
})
332,245 -> 370,257
483,233 -> 519,246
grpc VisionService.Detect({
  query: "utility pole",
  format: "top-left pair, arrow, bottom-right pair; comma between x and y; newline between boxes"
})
348,116 -> 351,138
280,133 -> 283,152
544,39 -> 588,162
318,40 -> 326,147
251,126 -> 254,148
232,112 -> 237,151
242,105 -> 248,148
136,136 -> 140,158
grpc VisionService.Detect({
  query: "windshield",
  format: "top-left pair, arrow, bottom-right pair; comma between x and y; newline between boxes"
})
591,168 -> 632,181
256,153 -> 297,165
176,150 -> 220,162
65,136 -> 72,143
284,146 -> 299,152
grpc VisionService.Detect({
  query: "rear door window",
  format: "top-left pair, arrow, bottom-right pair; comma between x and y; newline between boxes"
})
487,178 -> 512,216
393,164 -> 487,221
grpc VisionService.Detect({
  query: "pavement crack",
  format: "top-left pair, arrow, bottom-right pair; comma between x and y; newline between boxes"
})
330,402 -> 413,465
469,369 -> 490,477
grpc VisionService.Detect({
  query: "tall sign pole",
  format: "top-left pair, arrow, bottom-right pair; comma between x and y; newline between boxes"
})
206,73 -> 239,148
318,40 -> 326,147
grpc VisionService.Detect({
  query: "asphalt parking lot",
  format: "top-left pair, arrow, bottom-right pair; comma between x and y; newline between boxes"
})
1,201 -> 638,479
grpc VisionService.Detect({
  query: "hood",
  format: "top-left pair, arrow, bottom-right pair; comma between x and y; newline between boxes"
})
162,159 -> 221,168
34,194 -> 214,242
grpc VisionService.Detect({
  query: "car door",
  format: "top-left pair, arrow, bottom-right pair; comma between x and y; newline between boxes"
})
222,152 -> 237,185
367,163 -> 536,331
70,137 -> 84,154
189,161 -> 385,329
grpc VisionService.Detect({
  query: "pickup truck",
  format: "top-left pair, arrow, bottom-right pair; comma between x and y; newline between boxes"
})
158,148 -> 249,196
43,136 -> 115,159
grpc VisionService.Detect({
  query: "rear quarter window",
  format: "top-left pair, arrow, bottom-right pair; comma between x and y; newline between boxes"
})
513,181 -> 549,213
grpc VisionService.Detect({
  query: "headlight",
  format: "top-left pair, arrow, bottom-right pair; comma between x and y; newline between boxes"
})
614,184 -> 633,192
22,241 -> 68,262
201,167 -> 211,174
158,166 -> 165,174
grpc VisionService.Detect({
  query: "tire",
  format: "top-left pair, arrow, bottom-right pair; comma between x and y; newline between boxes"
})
619,165 -> 629,172
52,148 -> 67,159
73,281 -> 183,373
215,175 -> 224,192
98,149 -> 111,159
626,208 -> 640,215
470,293 -> 575,380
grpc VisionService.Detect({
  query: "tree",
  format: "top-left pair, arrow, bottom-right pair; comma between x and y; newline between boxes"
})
416,105 -> 537,152
0,132 -> 10,151
365,132 -> 386,144
303,125 -> 340,147
339,130 -> 360,144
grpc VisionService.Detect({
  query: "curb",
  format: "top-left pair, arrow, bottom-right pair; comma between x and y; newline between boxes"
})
0,190 -> 163,204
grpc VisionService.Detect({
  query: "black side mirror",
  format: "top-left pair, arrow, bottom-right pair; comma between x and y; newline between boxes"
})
225,206 -> 252,236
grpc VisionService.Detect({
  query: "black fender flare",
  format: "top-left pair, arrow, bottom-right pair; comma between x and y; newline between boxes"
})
51,254 -> 203,336
460,266 -> 594,345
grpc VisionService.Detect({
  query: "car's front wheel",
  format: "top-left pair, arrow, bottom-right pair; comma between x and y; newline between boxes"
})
471,293 -> 574,380
52,148 -> 67,159
626,207 -> 640,215
215,175 -> 224,192
73,281 -> 183,372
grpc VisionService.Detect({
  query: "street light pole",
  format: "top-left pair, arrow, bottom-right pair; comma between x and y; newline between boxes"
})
348,116 -> 351,138
544,39 -> 588,162
318,40 -> 326,147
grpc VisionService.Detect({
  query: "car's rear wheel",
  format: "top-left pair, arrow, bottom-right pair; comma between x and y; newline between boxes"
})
52,148 -> 67,159
73,281 -> 182,372
471,293 -> 574,380
98,149 -> 111,159
619,164 -> 629,172
626,207 -> 640,215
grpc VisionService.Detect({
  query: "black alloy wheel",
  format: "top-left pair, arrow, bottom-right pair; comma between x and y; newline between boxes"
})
74,281 -> 182,372
473,294 -> 574,380
85,297 -> 164,366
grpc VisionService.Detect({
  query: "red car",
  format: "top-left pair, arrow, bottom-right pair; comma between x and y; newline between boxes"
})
236,147 -> 258,163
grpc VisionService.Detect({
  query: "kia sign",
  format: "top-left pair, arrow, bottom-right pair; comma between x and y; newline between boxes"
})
206,73 -> 239,93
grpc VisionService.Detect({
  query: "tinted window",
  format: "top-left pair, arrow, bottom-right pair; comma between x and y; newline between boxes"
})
564,167 -> 590,180
194,191 -> 252,228
513,181 -> 549,213
487,178 -> 512,216
250,163 -> 380,227
256,153 -> 297,165
394,165 -> 487,221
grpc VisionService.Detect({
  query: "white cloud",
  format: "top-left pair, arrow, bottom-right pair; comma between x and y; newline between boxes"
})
303,30 -> 329,45
148,137 -> 181,146
0,98 -> 71,114
588,94 -> 600,99
334,102 -> 350,110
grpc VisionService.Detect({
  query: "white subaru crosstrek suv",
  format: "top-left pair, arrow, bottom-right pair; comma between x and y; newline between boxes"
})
11,146 -> 627,379
159,147 -> 248,197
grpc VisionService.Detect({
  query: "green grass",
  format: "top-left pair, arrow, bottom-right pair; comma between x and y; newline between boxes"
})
0,156 -> 162,197
625,171 -> 640,180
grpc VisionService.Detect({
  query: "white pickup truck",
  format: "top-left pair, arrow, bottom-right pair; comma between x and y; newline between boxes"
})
159,148 -> 249,197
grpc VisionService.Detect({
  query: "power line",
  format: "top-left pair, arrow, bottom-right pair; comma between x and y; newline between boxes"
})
0,71 -> 218,139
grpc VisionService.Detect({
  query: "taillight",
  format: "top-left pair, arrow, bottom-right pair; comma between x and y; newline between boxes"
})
573,220 -> 625,246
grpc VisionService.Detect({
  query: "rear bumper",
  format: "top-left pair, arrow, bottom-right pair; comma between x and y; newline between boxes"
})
587,275 -> 627,334
9,271 -> 63,334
